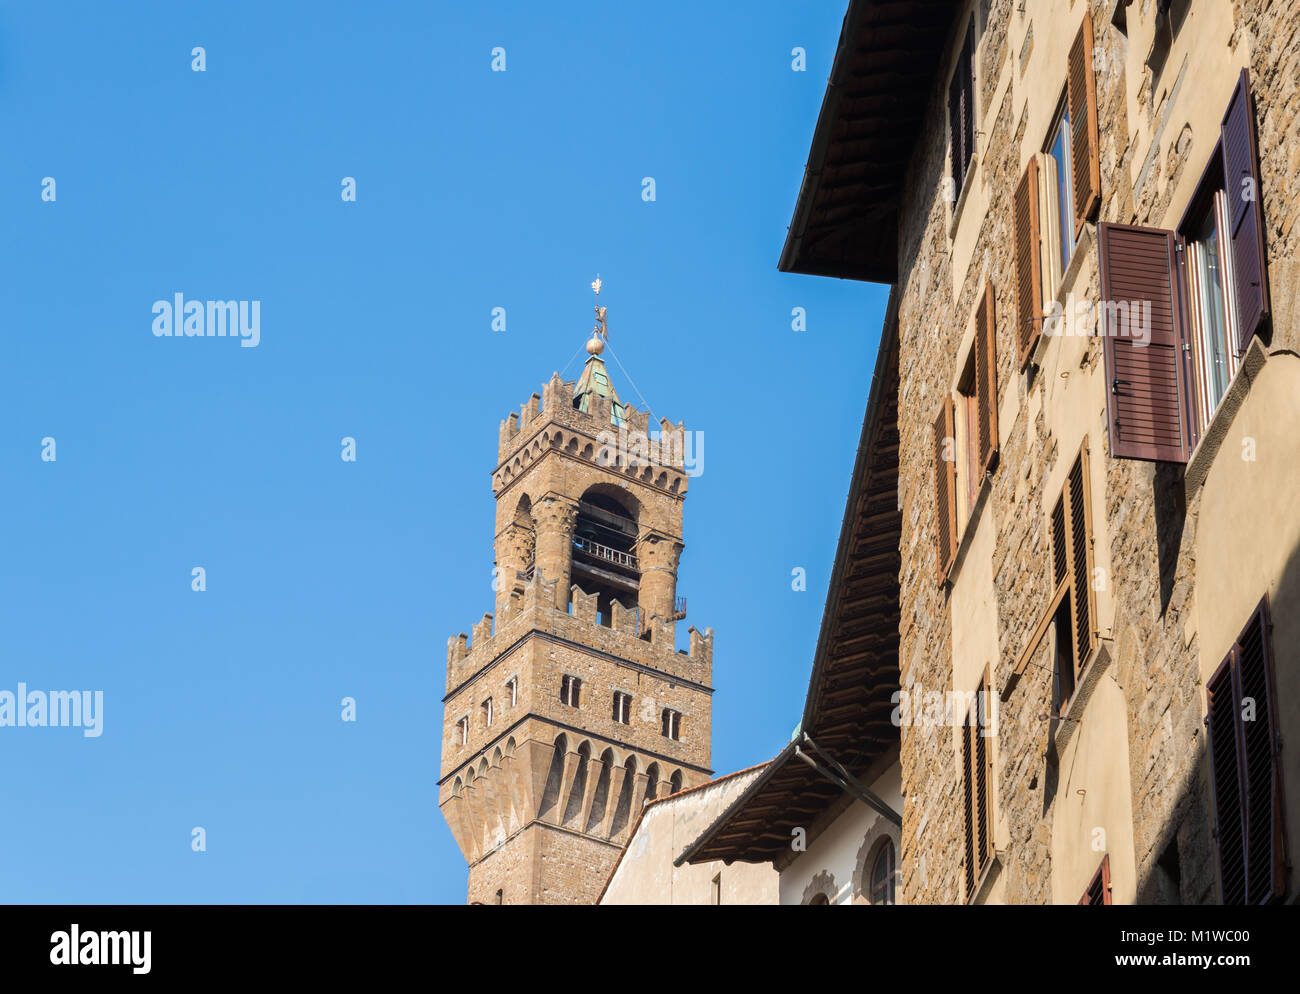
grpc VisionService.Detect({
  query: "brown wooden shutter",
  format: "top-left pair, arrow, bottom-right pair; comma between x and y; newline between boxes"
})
1237,599 -> 1285,903
974,681 -> 992,873
1206,654 -> 1248,903
1067,15 -> 1101,234
963,718 -> 976,899
1014,159 -> 1043,367
932,399 -> 957,584
948,16 -> 976,201
1066,449 -> 1095,669
974,281 -> 999,476
1097,222 -> 1194,462
1079,855 -> 1112,905
1220,68 -> 1271,351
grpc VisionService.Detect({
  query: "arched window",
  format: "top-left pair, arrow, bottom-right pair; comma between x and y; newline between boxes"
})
495,889 -> 503,905
669,770 -> 683,794
573,487 -> 640,627
869,839 -> 896,906
808,893 -> 830,906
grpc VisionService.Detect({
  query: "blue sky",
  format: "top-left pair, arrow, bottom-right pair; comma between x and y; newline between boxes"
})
0,1 -> 888,903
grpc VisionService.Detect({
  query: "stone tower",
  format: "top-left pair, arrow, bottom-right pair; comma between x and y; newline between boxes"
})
438,317 -> 713,905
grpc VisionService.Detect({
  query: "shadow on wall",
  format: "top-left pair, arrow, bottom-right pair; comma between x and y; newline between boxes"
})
1134,525 -> 1300,904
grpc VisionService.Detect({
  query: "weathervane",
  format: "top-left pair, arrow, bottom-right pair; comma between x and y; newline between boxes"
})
587,275 -> 608,355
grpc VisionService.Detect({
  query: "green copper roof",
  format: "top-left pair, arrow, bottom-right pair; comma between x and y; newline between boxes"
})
573,355 -> 628,426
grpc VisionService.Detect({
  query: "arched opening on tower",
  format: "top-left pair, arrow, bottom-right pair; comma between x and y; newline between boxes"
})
644,762 -> 660,803
537,734 -> 568,822
572,486 -> 641,628
584,748 -> 615,835
562,741 -> 592,826
609,756 -> 638,838
510,494 -> 536,581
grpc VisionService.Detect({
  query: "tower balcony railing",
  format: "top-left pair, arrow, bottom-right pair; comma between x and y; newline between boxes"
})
572,536 -> 637,570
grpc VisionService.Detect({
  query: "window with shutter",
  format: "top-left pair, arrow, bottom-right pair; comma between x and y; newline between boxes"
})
932,398 -> 957,584
975,281 -> 999,477
1048,442 -> 1096,711
947,16 -> 977,204
1097,222 -> 1195,463
1067,14 -> 1100,235
1014,159 -> 1043,367
963,675 -> 995,902
1206,597 -> 1286,904
1220,68 -> 1271,350
1079,855 -> 1112,905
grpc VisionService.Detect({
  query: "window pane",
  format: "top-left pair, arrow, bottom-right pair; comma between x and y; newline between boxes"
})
1193,199 -> 1232,417
1050,111 -> 1074,273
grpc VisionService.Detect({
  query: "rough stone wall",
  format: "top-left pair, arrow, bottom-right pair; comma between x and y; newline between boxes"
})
896,0 -> 1298,905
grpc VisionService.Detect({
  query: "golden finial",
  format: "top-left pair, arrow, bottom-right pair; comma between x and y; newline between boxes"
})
587,275 -> 608,355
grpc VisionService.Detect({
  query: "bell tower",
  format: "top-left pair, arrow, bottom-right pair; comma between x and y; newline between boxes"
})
438,286 -> 714,904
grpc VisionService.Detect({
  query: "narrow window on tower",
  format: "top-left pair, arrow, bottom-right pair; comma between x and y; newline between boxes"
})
505,676 -> 518,709
612,691 -> 631,724
661,708 -> 682,741
482,697 -> 493,727
456,715 -> 469,746
560,674 -> 582,708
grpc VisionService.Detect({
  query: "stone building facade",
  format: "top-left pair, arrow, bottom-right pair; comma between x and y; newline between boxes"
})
780,0 -> 1300,905
438,332 -> 714,904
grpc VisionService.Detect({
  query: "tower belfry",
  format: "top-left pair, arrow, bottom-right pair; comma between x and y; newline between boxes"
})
439,284 -> 713,905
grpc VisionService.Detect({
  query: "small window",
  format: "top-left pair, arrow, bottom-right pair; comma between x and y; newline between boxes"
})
612,691 -> 631,724
1043,98 -> 1075,280
1206,597 -> 1285,904
495,888 -> 504,906
962,676 -> 994,902
869,839 -> 897,906
711,873 -> 722,905
1079,855 -> 1112,905
560,674 -> 582,708
481,697 -> 493,727
661,708 -> 681,741
456,716 -> 470,746
946,15 -> 977,204
1179,159 -> 1241,433
957,352 -> 981,517
1047,444 -> 1096,713
506,677 -> 518,709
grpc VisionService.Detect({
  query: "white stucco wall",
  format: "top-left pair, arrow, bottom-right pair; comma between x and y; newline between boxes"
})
778,764 -> 903,905
600,766 -> 778,904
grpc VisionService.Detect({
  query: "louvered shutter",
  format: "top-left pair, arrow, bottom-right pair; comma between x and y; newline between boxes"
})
974,683 -> 992,874
1067,452 -> 1095,669
963,719 -> 976,899
1206,655 -> 1247,903
1067,15 -> 1101,235
1097,222 -> 1193,462
1014,159 -> 1043,367
1237,600 -> 1284,903
1220,68 -> 1271,351
932,399 -> 957,584
948,69 -> 965,199
948,16 -> 976,201
1079,855 -> 1112,905
975,281 -> 999,476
